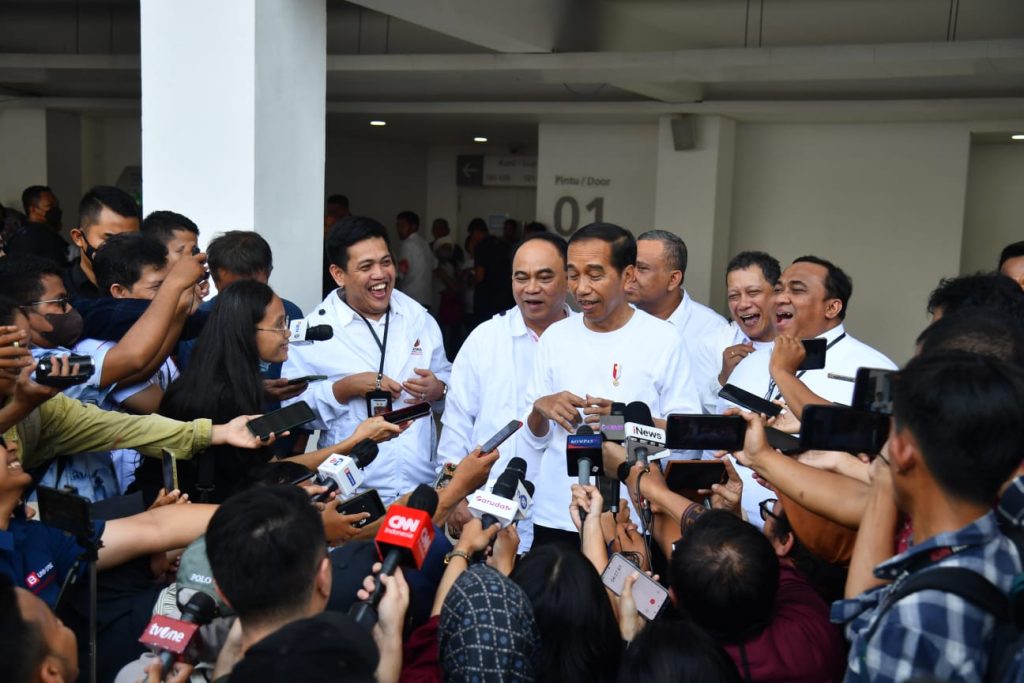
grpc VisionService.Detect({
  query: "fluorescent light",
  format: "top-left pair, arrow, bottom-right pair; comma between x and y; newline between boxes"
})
1012,134 -> 1024,140
370,120 -> 386,127
473,136 -> 488,143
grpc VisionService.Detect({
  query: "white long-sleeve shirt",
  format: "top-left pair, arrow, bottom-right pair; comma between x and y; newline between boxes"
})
667,291 -> 729,409
283,289 -> 452,502
522,309 -> 703,532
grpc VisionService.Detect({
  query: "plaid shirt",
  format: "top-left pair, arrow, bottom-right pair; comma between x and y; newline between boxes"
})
999,474 -> 1024,528
832,511 -> 1021,683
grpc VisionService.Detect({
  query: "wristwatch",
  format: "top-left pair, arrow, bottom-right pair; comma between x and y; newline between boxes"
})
444,548 -> 471,565
440,381 -> 448,398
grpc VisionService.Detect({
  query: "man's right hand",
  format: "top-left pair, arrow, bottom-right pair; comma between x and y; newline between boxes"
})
13,362 -> 61,408
445,498 -> 473,538
164,251 -> 208,293
729,408 -> 771,470
719,342 -> 755,385
351,415 -> 405,444
448,448 -> 500,497
263,378 -> 307,403
333,372 -> 403,403
0,327 -> 32,373
533,391 -> 587,433
455,517 -> 500,554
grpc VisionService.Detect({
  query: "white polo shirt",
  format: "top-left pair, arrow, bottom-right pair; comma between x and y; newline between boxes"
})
663,291 -> 730,412
397,232 -> 436,308
283,289 -> 453,502
523,309 -> 703,532
716,322 -> 897,528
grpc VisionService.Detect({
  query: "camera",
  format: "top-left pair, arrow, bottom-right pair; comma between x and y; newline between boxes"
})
34,353 -> 95,388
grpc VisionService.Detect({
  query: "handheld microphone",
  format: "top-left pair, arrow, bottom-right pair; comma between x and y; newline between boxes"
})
467,457 -> 528,531
312,439 -> 378,503
288,320 -> 334,345
517,480 -> 535,521
566,425 -> 602,487
350,484 -> 438,630
623,401 -> 666,467
600,402 -> 627,442
139,592 -> 217,678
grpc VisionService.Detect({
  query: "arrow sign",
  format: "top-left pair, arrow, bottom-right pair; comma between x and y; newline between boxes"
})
456,155 -> 484,187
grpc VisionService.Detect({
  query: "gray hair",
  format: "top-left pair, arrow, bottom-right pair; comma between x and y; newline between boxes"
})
637,229 -> 687,273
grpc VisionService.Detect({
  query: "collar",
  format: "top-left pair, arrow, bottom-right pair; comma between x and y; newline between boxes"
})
508,303 -> 573,338
872,511 -> 1001,580
323,288 -> 410,327
665,291 -> 691,327
813,322 -> 846,343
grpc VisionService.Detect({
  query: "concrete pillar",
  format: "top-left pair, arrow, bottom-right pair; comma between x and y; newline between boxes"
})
140,0 -> 326,312
652,115 -> 736,314
0,109 -> 48,209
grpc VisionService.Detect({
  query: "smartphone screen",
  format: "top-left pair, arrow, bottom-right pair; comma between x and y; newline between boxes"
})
480,420 -> 523,454
286,375 -> 328,386
719,384 -> 782,417
382,402 -> 432,424
799,404 -> 890,455
852,367 -> 895,415
246,401 -> 317,440
664,461 -> 726,493
37,486 -> 93,540
601,553 -> 669,620
665,414 -> 745,451
799,338 -> 827,371
161,450 -> 179,492
336,489 -> 387,528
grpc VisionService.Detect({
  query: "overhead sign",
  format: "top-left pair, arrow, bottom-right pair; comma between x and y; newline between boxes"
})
456,155 -> 537,188
456,155 -> 484,187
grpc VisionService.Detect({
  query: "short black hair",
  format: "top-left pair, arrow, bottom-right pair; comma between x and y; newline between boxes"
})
206,485 -> 326,627
207,231 -> 274,278
893,351 -> 1024,504
21,185 -> 52,214
93,233 -> 169,295
927,272 -> 1024,327
326,216 -> 390,270
671,510 -> 779,643
78,185 -> 140,230
792,255 -> 852,320
0,575 -> 49,683
727,251 -> 781,286
0,254 -> 64,305
917,308 -> 1024,367
326,194 -> 349,209
396,211 -> 420,228
617,619 -> 740,683
637,230 -> 687,273
467,218 -> 488,234
999,241 -> 1024,270
512,232 -> 568,268
524,221 -> 548,234
141,210 -> 200,244
0,295 -> 22,326
569,222 -> 636,275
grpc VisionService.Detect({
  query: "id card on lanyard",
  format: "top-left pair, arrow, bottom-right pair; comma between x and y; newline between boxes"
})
361,308 -> 393,416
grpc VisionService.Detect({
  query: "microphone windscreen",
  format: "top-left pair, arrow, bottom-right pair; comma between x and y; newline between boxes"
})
611,402 -> 627,416
305,324 -> 333,341
576,424 -> 594,436
407,484 -> 439,516
180,591 -> 218,624
522,480 -> 535,497
624,401 -> 654,427
351,439 -> 379,468
506,456 -> 527,477
491,469 -> 521,499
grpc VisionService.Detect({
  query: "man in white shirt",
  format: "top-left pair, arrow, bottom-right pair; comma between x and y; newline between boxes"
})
438,232 -> 573,548
627,230 -> 729,399
524,223 -> 703,547
284,216 -> 452,502
396,211 -> 436,309
720,255 -> 896,526
697,251 -> 781,412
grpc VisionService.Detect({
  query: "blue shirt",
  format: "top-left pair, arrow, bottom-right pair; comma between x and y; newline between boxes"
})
832,511 -> 1022,682
0,515 -> 106,608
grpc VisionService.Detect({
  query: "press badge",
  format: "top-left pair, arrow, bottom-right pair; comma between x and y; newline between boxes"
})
366,389 -> 393,416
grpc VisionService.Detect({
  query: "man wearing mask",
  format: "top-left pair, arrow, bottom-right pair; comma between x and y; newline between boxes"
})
64,186 -> 141,300
6,186 -> 70,268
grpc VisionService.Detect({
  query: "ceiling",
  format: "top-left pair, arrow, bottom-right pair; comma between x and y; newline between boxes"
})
1,0 -> 1023,145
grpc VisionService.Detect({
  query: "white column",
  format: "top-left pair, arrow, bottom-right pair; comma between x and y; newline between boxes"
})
140,0 -> 326,312
652,115 -> 736,314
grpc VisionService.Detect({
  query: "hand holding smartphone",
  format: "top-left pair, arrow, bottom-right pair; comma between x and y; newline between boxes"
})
601,552 -> 669,620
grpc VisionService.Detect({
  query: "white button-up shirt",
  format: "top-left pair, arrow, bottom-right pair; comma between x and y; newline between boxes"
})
696,322 -> 775,413
283,289 -> 452,502
666,291 -> 729,409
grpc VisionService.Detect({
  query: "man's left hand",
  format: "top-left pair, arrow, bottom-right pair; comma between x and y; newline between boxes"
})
263,378 -> 307,402
403,368 -> 444,403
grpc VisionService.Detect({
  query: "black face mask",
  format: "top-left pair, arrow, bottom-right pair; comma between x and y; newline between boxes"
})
81,237 -> 98,262
44,206 -> 62,228
39,310 -> 84,348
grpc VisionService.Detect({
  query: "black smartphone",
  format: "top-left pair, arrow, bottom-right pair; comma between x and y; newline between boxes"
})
597,475 -> 621,513
664,461 -> 727,494
765,427 -> 803,455
37,486 -> 93,540
719,384 -> 782,417
799,404 -> 891,455
665,414 -> 746,451
335,489 -> 387,528
852,367 -> 895,415
161,449 -> 179,492
799,338 -> 827,371
246,401 -> 317,440
285,375 -> 328,386
382,402 -> 431,424
480,420 -> 523,454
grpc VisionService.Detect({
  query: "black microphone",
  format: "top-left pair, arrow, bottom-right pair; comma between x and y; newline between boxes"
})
304,324 -> 333,341
155,591 -> 217,676
624,401 -> 655,467
288,321 -> 334,344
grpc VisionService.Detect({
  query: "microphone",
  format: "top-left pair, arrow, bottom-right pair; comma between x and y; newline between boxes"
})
312,439 -> 378,503
139,592 -> 217,678
566,425 -> 602,487
623,401 -> 666,467
288,320 -> 334,345
349,484 -> 438,630
467,457 -> 528,532
600,402 -> 627,442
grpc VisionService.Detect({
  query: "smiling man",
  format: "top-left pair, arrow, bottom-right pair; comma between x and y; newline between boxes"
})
283,216 -> 452,503
523,223 -> 701,547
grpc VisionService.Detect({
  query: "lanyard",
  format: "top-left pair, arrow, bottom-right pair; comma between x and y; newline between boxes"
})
764,332 -> 847,400
357,308 -> 390,389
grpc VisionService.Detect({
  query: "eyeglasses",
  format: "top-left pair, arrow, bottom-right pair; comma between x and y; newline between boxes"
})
759,498 -> 779,522
21,296 -> 72,313
256,318 -> 290,336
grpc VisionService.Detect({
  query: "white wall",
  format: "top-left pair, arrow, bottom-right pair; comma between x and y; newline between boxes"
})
81,115 -> 142,195
961,143 -> 1024,275
0,109 -> 47,209
730,122 -> 972,363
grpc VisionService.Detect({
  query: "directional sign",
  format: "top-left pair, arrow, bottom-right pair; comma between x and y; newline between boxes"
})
456,155 -> 484,187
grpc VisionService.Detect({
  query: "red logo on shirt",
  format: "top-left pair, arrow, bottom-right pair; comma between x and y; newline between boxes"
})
412,338 -> 422,356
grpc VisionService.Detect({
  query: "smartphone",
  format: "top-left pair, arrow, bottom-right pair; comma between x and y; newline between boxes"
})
287,470 -> 316,487
335,489 -> 387,528
161,449 -> 179,492
433,462 -> 458,489
597,475 -> 621,513
799,338 -> 827,371
246,401 -> 317,440
37,486 -> 93,540
852,367 -> 895,415
285,375 -> 328,386
601,553 -> 669,621
480,420 -> 523,454
665,414 -> 745,451
719,384 -> 782,417
664,461 -> 726,493
799,404 -> 891,455
765,427 -> 803,455
382,402 -> 432,424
